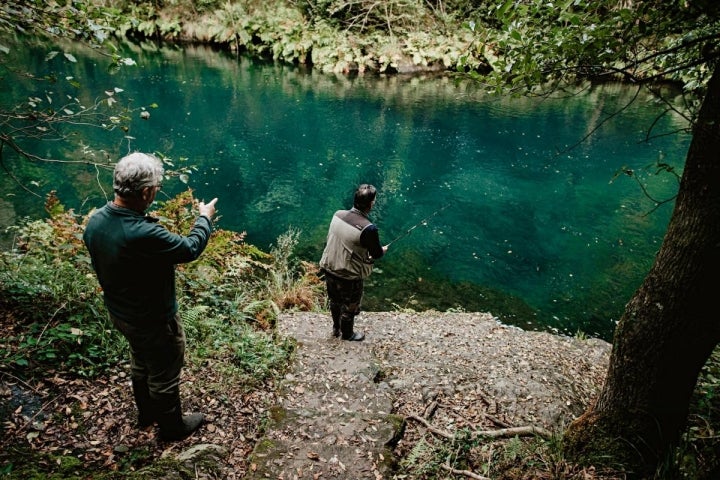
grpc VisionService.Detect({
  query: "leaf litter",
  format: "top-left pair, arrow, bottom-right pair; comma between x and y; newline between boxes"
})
1,311 -> 610,479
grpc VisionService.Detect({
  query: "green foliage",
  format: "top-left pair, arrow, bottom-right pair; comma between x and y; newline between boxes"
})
0,1 -> 137,69
231,325 -> 296,385
467,0 -> 720,97
2,0 -> 113,45
397,395 -> 720,479
0,195 -> 125,376
0,445 -> 209,479
397,427 -> 627,479
263,228 -> 325,315
110,1 -> 183,39
150,191 -> 324,327
0,31 -> 141,193
178,304 -> 295,388
399,429 -> 482,478
81,0 -> 712,85
401,437 -> 436,475
671,346 -> 720,479
290,0 -> 440,34
178,304 -> 213,343
37,0 -> 489,75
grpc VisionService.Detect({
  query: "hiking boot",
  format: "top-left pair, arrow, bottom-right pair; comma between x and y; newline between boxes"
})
159,410 -> 204,441
132,379 -> 157,428
157,401 -> 204,441
340,316 -> 364,341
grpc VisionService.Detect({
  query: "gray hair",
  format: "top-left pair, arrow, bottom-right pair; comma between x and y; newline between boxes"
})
113,152 -> 164,198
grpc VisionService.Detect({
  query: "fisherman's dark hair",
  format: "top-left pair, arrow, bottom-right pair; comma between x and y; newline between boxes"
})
353,184 -> 376,211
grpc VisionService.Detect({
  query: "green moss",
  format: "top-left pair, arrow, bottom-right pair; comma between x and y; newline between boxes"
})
267,405 -> 288,424
0,451 -> 96,479
384,413 -> 406,448
252,437 -> 279,456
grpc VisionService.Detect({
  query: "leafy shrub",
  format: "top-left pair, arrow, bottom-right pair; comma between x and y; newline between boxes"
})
0,193 -> 124,376
154,190 -> 323,325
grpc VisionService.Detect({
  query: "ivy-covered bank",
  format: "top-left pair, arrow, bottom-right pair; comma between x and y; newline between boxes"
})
8,0 -> 707,88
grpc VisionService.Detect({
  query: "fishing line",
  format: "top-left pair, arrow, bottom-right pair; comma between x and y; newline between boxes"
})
386,202 -> 452,247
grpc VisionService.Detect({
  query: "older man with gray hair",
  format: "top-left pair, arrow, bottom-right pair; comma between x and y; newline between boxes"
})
83,152 -> 218,441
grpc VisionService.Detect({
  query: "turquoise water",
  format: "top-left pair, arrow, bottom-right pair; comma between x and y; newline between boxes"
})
1,38 -> 691,340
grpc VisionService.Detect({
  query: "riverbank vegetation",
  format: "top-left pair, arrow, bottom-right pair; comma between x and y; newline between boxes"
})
2,0 -> 720,478
6,0 -> 714,88
6,0 -> 492,75
1,192 -> 718,479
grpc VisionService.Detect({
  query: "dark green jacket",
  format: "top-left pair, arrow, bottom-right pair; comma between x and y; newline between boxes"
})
83,201 -> 212,326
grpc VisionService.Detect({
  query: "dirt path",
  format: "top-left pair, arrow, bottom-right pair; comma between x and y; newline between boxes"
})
247,311 -> 611,479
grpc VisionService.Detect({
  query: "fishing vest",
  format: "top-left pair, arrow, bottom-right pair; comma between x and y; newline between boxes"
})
319,208 -> 375,280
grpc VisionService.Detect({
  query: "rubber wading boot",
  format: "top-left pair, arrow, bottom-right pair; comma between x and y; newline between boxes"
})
332,316 -> 341,338
157,402 -> 204,441
340,317 -> 365,341
331,305 -> 341,337
343,331 -> 365,341
132,379 -> 156,428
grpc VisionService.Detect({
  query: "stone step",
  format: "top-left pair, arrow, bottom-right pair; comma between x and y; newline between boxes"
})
246,313 -> 404,480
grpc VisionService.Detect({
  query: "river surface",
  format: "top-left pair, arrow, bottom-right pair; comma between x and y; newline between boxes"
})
0,36 -> 692,340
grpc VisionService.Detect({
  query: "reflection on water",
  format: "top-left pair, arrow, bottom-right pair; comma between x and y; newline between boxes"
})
1,37 -> 691,341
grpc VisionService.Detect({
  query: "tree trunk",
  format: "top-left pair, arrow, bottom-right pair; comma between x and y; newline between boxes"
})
564,66 -> 720,476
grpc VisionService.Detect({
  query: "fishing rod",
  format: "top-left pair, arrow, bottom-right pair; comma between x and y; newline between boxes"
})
386,202 -> 452,247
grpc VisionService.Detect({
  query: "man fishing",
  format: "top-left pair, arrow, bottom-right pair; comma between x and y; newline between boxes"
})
319,184 -> 388,341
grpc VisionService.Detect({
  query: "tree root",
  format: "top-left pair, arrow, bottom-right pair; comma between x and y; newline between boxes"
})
406,412 -> 552,479
407,413 -> 553,440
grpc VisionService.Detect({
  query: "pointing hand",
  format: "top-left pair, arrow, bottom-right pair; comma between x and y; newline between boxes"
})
199,198 -> 218,219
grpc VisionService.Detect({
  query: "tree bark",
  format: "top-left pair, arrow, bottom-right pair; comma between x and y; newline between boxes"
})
564,65 -> 720,477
